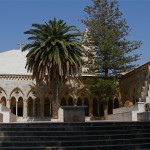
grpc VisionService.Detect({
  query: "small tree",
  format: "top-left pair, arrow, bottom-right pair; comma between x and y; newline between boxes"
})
85,77 -> 117,119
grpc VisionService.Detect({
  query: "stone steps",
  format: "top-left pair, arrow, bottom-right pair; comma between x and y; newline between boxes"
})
0,130 -> 150,137
0,125 -> 150,131
1,133 -> 150,141
0,122 -> 149,149
0,144 -> 150,150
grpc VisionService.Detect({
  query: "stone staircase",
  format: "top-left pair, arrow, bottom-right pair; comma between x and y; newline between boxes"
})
0,122 -> 149,149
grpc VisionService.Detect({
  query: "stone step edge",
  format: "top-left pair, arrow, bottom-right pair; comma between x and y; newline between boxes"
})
0,137 -> 150,143
45,142 -> 150,148
1,124 -> 150,128
1,129 -> 150,132
1,132 -> 150,138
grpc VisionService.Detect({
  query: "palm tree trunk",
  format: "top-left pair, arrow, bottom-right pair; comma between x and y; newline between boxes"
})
51,100 -> 60,119
51,80 -> 60,119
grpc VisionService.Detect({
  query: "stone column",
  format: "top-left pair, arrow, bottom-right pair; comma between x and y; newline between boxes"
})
23,100 -> 28,118
40,98 -> 44,117
6,99 -> 10,109
89,97 -> 93,117
73,98 -> 77,106
33,99 -> 35,117
50,101 -> 52,116
16,100 -> 18,116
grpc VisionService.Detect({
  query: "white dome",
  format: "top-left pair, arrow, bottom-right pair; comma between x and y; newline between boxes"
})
0,50 -> 32,75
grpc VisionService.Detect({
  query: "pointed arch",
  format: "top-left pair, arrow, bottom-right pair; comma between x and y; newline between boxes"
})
10,87 -> 24,97
10,88 -> 24,117
0,87 -> 7,97
27,89 -> 38,100
77,88 -> 89,99
0,88 -> 7,105
44,88 -> 52,98
59,87 -> 72,99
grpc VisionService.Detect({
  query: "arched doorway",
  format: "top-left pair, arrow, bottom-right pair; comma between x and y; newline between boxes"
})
18,97 -> 23,116
60,97 -> 66,106
77,97 -> 82,106
114,98 -> 119,109
93,98 -> 98,116
84,98 -> 89,116
1,97 -> 6,106
11,97 -> 16,115
35,98 -> 40,117
108,99 -> 113,114
28,97 -> 33,117
44,97 -> 51,117
68,97 -> 73,106
0,88 -> 7,106
99,101 -> 104,117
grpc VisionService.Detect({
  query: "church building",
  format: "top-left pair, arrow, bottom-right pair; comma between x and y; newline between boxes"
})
0,49 -> 149,122
0,49 -> 99,122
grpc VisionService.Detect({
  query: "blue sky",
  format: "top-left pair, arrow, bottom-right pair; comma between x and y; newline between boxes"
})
0,0 -> 149,66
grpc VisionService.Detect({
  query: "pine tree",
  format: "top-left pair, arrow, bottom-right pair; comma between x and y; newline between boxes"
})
82,0 -> 142,77
81,0 -> 142,119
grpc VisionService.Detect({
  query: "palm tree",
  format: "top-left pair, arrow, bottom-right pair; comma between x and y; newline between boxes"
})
22,18 -> 85,119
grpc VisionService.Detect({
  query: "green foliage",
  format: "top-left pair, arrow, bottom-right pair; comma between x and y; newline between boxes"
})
23,18 -> 85,101
82,0 -> 142,77
85,77 -> 118,105
22,18 -> 85,86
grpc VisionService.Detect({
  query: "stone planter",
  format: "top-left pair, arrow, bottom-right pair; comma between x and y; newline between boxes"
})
61,106 -> 87,122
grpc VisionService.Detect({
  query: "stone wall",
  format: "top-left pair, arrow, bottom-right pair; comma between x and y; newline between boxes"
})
119,62 -> 150,105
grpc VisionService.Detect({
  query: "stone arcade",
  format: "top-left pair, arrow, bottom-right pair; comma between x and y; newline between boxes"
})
0,49 -> 122,122
0,49 -> 99,122
0,49 -> 150,122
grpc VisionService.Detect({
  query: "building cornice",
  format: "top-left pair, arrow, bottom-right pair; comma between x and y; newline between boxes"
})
0,74 -> 33,81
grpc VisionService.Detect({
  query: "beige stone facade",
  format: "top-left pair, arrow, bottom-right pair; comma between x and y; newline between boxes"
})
0,74 -> 96,121
119,61 -> 150,106
0,49 -> 114,121
1,49 -> 149,122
